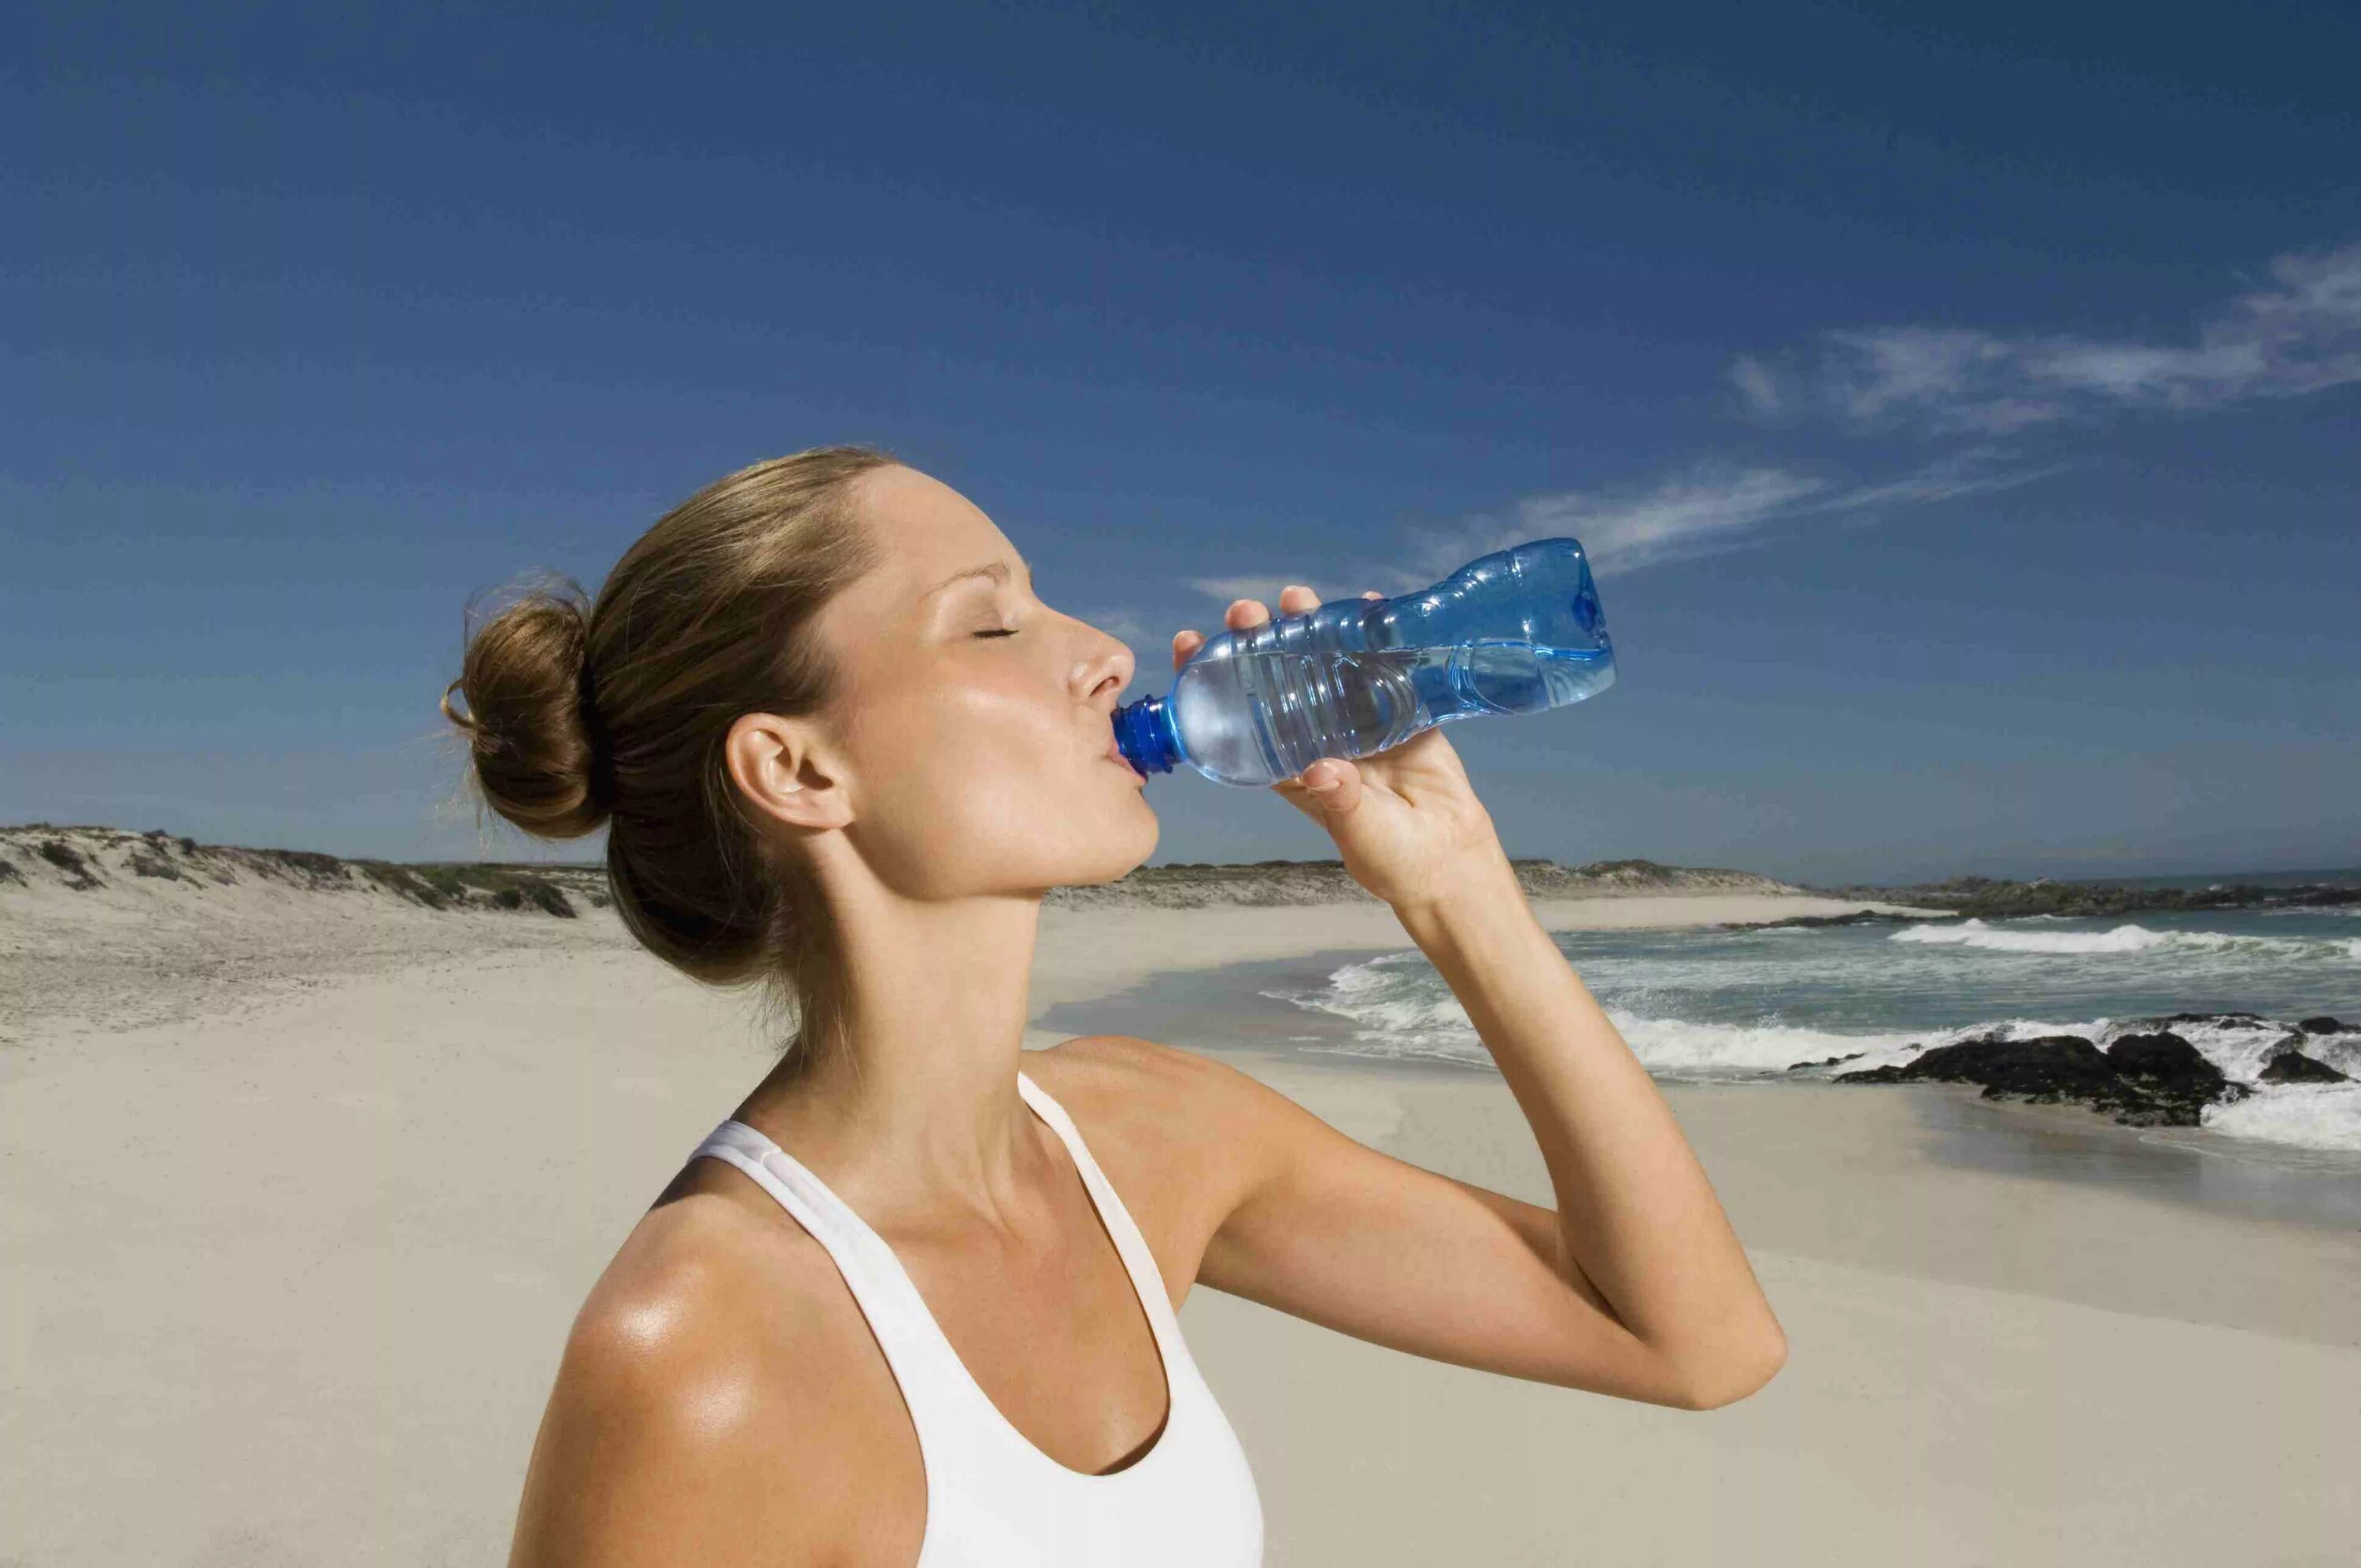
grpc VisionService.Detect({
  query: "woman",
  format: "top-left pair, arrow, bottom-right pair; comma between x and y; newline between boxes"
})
445,445 -> 1786,1566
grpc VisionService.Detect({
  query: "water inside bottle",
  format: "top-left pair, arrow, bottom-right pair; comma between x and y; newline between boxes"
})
1171,640 -> 1616,787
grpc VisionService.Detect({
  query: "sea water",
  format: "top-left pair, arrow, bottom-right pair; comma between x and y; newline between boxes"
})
1253,905 -> 2361,1156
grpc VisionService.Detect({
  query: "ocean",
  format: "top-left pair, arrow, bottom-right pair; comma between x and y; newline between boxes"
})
1041,905 -> 2361,1164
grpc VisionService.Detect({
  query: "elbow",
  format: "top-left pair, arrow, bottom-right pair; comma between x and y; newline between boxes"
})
1671,1331 -> 1788,1411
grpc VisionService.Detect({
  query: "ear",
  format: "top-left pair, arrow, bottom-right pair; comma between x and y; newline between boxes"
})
724,710 -> 853,833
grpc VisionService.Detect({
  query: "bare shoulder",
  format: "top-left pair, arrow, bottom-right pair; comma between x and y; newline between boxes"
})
1026,1032 -> 1293,1147
508,1177 -> 918,1566
1023,1036 -> 1307,1279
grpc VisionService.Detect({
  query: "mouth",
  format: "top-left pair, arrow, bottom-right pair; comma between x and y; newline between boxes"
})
1105,730 -> 1144,780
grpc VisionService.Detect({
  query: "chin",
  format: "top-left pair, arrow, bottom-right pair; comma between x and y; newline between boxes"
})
1072,798 -> 1159,886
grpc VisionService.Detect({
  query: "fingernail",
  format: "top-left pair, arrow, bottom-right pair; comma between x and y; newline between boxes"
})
1306,773 -> 1339,792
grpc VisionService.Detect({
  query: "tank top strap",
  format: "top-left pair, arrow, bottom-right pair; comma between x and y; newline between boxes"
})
685,1120 -> 979,1430
1012,1069 -> 1186,1352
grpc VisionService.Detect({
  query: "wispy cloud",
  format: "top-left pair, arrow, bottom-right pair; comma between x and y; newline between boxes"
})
1182,574 -> 1302,604
1175,244 -> 2355,595
1744,240 -> 2361,435
1185,470 -> 1831,595
1510,467 -> 1828,575
1180,455 -> 2050,595
1727,353 -> 1782,415
1414,455 -> 2047,578
1075,606 -> 1156,645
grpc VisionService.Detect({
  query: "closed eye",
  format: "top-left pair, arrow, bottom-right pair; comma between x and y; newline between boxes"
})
974,627 -> 1018,638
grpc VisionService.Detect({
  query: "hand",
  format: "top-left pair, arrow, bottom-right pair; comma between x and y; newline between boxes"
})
1173,585 -> 1517,915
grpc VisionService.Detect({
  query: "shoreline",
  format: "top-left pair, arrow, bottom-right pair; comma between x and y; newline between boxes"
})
1033,921 -> 2361,1217
1022,891 -> 1947,1020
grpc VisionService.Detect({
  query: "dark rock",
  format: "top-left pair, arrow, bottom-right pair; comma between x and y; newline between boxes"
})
2259,1050 -> 2351,1084
1725,910 -> 1932,932
1832,1064 -> 1915,1083
1811,875 -> 2361,920
1833,1031 -> 2263,1127
1786,1051 -> 1869,1072
1836,1034 -> 2117,1096
2104,1031 -> 2251,1124
2296,1016 -> 2346,1035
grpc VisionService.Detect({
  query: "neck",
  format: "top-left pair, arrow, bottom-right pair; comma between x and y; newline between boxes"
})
736,878 -> 1047,1228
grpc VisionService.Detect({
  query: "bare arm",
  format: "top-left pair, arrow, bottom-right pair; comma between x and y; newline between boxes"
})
1175,585 -> 1786,1410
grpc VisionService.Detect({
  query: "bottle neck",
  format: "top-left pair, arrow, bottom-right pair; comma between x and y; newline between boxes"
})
1112,694 -> 1180,775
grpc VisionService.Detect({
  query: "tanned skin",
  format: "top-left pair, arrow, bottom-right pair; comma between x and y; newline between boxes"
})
507,466 -> 1786,1566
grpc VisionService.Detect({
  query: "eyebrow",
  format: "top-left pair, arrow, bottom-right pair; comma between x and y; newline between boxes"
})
922,559 -> 1033,600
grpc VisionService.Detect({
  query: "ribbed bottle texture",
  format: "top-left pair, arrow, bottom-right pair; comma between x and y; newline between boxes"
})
1114,536 -> 1615,787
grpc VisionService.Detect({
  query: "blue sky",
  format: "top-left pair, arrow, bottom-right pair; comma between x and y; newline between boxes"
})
6,1 -> 2356,885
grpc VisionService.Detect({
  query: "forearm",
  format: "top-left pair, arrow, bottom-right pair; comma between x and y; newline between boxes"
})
1394,854 -> 1785,1391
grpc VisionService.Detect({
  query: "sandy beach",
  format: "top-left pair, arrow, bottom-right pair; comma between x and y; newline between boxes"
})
4,880 -> 2356,1566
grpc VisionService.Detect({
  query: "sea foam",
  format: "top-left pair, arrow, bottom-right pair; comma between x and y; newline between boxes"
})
2202,1083 -> 2361,1153
1889,919 -> 2344,959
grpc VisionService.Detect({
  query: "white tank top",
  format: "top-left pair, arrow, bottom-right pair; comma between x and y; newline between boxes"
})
685,1068 -> 1265,1566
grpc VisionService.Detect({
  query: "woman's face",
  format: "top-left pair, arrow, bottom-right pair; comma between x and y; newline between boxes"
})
804,463 -> 1158,899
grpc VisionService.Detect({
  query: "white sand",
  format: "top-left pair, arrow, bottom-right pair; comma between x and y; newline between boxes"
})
2,895 -> 2355,1565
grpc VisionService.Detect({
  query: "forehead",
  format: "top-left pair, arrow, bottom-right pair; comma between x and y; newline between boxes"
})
848,465 -> 1014,596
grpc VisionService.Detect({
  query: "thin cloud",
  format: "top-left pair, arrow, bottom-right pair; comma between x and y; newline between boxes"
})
1184,455 -> 2051,598
1509,467 -> 1830,575
1183,574 -> 1302,603
1728,353 -> 1782,415
1195,470 -> 1843,593
1744,240 -> 2361,435
1075,606 -> 1155,645
1413,456 -> 2049,581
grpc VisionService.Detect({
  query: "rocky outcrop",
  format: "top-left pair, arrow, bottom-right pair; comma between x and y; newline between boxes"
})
2259,1050 -> 2351,1084
1812,873 -> 2361,920
2101,1031 -> 2245,1123
1833,1032 -> 2253,1127
1724,909 -> 1934,932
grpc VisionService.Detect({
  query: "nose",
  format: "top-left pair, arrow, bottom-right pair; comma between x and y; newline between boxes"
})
1076,622 -> 1136,708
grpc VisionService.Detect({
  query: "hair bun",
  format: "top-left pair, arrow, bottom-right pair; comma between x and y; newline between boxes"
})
442,573 -> 608,839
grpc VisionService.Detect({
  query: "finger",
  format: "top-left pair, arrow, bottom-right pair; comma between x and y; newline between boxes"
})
1362,590 -> 1381,600
1172,629 -> 1204,672
1294,755 -> 1364,814
1225,596 -> 1271,630
1277,583 -> 1321,616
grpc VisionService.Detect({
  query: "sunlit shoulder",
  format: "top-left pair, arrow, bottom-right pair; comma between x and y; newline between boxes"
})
508,1175 -> 904,1565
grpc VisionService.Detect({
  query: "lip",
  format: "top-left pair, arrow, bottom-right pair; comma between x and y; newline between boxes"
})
1104,732 -> 1144,780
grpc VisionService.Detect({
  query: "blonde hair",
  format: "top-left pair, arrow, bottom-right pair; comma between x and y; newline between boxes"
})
442,445 -> 895,1064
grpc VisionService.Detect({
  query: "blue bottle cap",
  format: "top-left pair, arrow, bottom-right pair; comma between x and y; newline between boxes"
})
1112,694 -> 1180,776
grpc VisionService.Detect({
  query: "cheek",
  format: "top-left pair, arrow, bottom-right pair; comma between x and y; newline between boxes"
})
849,684 -> 1091,883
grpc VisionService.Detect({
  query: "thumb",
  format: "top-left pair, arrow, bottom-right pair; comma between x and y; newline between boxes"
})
1299,758 -> 1363,812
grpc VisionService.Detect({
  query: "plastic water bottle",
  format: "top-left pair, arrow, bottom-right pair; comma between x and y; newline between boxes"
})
1113,537 -> 1615,787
